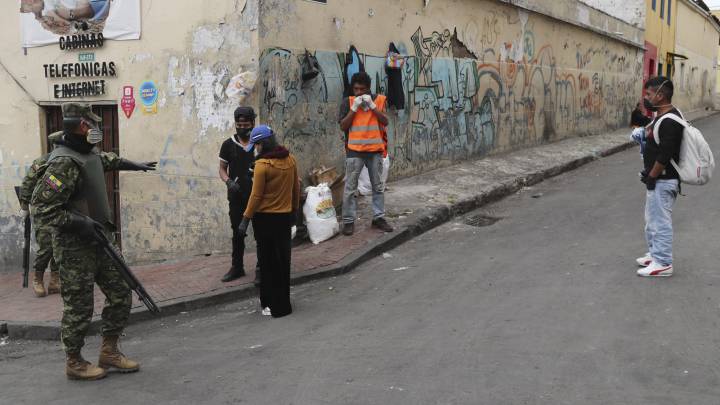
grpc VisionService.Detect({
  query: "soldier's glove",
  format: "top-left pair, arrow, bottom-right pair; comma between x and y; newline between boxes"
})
118,159 -> 158,172
237,217 -> 250,237
226,179 -> 242,194
640,173 -> 657,191
62,213 -> 102,239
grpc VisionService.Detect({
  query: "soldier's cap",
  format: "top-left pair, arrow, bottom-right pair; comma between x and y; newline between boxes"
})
61,102 -> 102,123
234,106 -> 256,122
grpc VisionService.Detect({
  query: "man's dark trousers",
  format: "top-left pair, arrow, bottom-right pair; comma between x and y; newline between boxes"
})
229,192 -> 250,271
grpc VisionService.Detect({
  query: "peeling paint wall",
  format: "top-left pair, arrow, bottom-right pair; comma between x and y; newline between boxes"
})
0,0 -> 261,270
258,0 -> 644,180
579,0 -> 646,27
673,0 -> 719,114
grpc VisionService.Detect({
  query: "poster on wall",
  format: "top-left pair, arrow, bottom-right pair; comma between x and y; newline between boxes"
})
139,81 -> 158,115
20,0 -> 141,48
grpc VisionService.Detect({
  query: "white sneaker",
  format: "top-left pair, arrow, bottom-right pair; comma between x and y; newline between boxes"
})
637,261 -> 673,277
261,307 -> 272,316
636,253 -> 653,267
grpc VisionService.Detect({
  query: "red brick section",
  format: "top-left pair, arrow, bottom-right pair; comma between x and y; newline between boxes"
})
0,221 -> 383,323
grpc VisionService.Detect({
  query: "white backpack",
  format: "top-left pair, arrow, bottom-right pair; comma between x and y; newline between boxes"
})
652,113 -> 715,185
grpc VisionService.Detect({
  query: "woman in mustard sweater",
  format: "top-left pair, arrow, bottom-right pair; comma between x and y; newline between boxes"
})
238,126 -> 300,318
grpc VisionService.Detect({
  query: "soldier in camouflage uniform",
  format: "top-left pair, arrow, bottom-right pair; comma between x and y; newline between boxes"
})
19,132 -> 63,297
31,102 -> 157,381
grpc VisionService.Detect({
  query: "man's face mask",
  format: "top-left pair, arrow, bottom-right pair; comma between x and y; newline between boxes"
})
236,120 -> 254,140
81,119 -> 103,145
643,81 -> 669,112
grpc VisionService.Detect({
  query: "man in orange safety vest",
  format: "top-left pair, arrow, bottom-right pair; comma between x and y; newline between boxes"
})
338,72 -> 394,236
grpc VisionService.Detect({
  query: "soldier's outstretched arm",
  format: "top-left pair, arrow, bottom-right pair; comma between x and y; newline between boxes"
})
100,152 -> 157,172
30,157 -> 80,229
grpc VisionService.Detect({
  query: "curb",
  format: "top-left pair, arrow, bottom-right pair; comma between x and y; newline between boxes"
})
4,140 -> 636,341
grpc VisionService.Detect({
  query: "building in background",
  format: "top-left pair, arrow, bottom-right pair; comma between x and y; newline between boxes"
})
0,0 -> 645,270
712,8 -> 720,104
644,0 -> 678,82
673,0 -> 720,114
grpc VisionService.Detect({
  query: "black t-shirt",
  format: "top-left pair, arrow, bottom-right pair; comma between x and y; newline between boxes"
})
644,108 -> 684,180
338,94 -> 383,159
219,135 -> 254,192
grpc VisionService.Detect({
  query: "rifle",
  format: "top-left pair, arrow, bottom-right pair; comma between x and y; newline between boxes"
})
91,223 -> 160,314
14,187 -> 30,288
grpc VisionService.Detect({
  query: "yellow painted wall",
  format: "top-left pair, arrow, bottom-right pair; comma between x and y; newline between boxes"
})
712,10 -> 720,94
673,0 -> 719,113
645,0 -> 677,76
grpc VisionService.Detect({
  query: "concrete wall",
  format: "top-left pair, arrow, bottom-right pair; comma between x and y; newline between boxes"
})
579,0 -> 646,27
0,0 -> 261,269
674,0 -> 719,114
258,0 -> 644,180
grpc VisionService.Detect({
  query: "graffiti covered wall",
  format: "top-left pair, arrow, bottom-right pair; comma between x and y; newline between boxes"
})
259,0 -> 644,180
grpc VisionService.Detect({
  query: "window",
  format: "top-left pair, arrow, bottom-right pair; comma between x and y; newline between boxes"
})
658,62 -> 663,76
652,0 -> 656,11
667,0 -> 671,25
667,63 -> 672,77
649,59 -> 655,77
660,0 -> 665,19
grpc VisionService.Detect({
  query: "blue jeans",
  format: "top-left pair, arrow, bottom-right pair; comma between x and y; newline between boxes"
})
645,179 -> 679,266
342,154 -> 385,224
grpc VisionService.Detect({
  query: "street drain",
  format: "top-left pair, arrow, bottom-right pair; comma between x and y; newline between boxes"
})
465,214 -> 501,227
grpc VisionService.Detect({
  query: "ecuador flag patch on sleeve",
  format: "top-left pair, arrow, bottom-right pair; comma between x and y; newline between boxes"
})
45,174 -> 64,191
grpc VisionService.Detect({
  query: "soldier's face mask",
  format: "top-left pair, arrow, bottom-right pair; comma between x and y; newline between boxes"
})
81,119 -> 103,145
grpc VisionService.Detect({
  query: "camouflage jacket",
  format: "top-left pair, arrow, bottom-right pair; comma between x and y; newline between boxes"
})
30,148 -> 121,230
18,132 -> 65,206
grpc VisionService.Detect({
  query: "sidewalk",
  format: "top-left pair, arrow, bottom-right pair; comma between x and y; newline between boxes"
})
0,122 -> 684,340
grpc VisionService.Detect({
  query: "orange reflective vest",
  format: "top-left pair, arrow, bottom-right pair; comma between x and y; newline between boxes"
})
347,95 -> 387,153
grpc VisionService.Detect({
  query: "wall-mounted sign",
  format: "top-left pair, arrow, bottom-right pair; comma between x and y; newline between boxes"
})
53,80 -> 106,98
139,81 -> 158,115
44,61 -> 117,99
60,34 -> 104,50
44,62 -> 116,78
20,0 -> 141,48
121,86 -> 136,118
78,53 -> 95,62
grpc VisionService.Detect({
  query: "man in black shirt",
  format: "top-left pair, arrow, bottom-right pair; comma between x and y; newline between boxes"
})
218,107 -> 257,282
636,77 -> 683,277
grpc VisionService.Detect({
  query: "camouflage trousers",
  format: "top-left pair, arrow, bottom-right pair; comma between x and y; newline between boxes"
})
53,231 -> 131,354
34,226 -> 59,273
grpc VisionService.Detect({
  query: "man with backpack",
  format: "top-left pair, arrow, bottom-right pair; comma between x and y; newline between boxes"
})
636,77 -> 684,277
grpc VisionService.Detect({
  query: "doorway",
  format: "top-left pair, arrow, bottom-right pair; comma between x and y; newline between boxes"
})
43,104 -> 122,246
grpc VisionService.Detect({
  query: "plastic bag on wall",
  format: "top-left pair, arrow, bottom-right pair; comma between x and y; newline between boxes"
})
357,156 -> 391,196
225,71 -> 258,102
303,184 -> 340,244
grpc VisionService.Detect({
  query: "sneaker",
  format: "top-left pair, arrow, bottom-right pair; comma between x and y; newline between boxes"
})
636,253 -> 653,267
342,222 -> 354,236
637,261 -> 673,277
261,307 -> 272,316
371,217 -> 394,233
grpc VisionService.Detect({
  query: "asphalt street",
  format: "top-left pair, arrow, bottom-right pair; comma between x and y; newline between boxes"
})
2,115 -> 720,404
